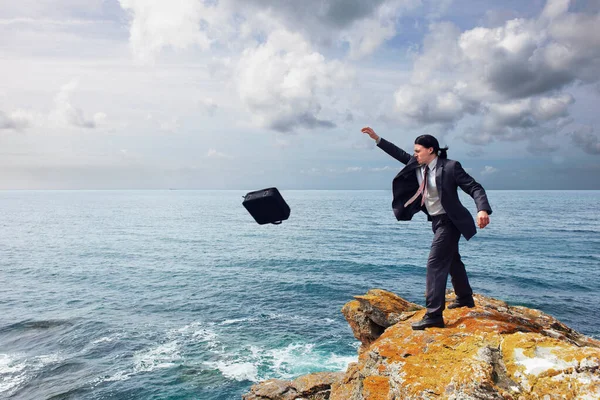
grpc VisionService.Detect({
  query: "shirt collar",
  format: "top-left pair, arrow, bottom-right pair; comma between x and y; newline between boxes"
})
425,156 -> 438,171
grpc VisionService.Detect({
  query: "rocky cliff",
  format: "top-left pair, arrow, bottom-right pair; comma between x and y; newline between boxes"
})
243,289 -> 600,399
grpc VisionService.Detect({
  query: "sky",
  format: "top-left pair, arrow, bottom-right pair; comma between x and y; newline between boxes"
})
1,0 -> 599,190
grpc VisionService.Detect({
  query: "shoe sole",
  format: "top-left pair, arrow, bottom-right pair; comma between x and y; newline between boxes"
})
411,323 -> 445,330
447,303 -> 475,309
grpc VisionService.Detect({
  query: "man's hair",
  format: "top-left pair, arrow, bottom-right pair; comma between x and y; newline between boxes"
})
415,134 -> 448,159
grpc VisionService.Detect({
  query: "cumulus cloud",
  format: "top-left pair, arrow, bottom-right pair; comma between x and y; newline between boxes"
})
569,125 -> 600,155
119,1 -> 377,132
0,109 -> 34,131
342,0 -> 416,59
51,80 -> 105,129
481,166 -> 499,175
395,0 -> 600,149
236,29 -> 351,133
117,0 -> 415,62
479,93 -> 574,138
237,0 -> 418,58
118,0 -> 217,62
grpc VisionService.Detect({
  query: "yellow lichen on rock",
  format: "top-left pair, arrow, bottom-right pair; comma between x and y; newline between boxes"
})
334,290 -> 600,399
362,376 -> 391,400
501,332 -> 600,398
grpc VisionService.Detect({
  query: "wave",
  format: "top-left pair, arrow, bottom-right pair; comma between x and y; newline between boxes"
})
91,321 -> 356,388
93,322 -> 220,385
203,342 -> 357,383
0,319 -> 73,334
0,353 -> 63,396
133,341 -> 182,374
218,313 -> 336,327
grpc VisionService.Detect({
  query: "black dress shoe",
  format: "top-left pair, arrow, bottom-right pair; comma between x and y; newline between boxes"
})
447,298 -> 475,309
411,315 -> 444,330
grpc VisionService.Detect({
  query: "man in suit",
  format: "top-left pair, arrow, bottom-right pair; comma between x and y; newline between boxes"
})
361,127 -> 492,330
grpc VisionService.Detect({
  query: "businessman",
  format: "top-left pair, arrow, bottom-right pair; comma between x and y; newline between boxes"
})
361,127 -> 492,330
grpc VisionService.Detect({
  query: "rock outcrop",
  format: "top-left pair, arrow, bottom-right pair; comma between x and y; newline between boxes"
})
243,372 -> 345,400
243,289 -> 600,399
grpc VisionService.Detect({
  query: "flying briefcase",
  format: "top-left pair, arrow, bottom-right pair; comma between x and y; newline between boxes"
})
242,187 -> 290,225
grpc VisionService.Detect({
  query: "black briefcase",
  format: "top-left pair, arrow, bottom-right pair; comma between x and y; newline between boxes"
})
242,187 -> 290,225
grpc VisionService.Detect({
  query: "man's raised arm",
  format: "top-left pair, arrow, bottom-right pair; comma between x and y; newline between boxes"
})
361,126 -> 411,165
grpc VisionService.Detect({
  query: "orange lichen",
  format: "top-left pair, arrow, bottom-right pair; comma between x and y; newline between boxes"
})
337,291 -> 600,399
362,376 -> 390,400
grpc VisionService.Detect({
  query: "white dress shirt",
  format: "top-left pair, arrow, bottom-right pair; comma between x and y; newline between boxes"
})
417,157 -> 446,216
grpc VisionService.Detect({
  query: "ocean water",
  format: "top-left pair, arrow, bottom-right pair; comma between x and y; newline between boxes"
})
0,189 -> 598,400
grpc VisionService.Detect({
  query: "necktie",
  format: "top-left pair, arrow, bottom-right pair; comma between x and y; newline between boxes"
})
404,166 -> 429,207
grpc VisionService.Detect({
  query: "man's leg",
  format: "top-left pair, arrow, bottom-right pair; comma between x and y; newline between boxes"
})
425,215 -> 461,317
449,251 -> 473,302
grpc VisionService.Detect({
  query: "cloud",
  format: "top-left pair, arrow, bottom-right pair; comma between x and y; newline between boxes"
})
461,130 -> 495,146
159,118 -> 180,133
0,18 -> 111,26
481,165 -> 499,175
51,80 -> 105,129
206,148 -> 231,158
526,139 -> 560,154
342,0 -> 416,59
346,166 -> 363,172
117,0 -> 419,62
369,166 -> 395,172
300,167 -> 321,175
395,0 -> 600,148
236,29 -> 351,132
119,0 -> 410,62
0,109 -> 34,131
487,94 -> 573,129
569,125 -> 600,155
118,0 -> 216,62
199,98 -> 218,117
239,0 -> 418,58
466,149 -> 485,158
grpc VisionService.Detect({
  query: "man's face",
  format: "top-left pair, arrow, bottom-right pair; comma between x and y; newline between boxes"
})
413,144 -> 434,165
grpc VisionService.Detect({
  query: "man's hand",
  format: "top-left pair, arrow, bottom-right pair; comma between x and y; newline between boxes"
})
477,211 -> 490,229
361,126 -> 380,142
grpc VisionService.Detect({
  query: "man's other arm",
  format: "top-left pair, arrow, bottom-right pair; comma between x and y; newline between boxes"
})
453,161 -> 492,228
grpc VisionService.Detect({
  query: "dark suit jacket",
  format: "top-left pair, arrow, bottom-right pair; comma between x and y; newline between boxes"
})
378,138 -> 492,241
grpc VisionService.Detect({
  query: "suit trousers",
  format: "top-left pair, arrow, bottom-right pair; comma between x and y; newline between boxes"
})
426,214 -> 473,317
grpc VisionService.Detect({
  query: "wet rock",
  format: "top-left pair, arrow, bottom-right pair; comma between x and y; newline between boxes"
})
242,372 -> 345,400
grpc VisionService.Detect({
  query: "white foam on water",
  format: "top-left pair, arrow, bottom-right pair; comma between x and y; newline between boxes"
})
0,353 -> 62,396
203,342 -> 357,383
94,322 -> 222,385
204,360 -> 259,382
94,369 -> 134,385
0,353 -> 27,394
264,343 -> 356,379
133,341 -> 182,373
171,322 -> 221,351
219,318 -> 251,326
90,334 -> 120,345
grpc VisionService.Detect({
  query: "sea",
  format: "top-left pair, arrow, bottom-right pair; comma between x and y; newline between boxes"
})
0,190 -> 599,400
